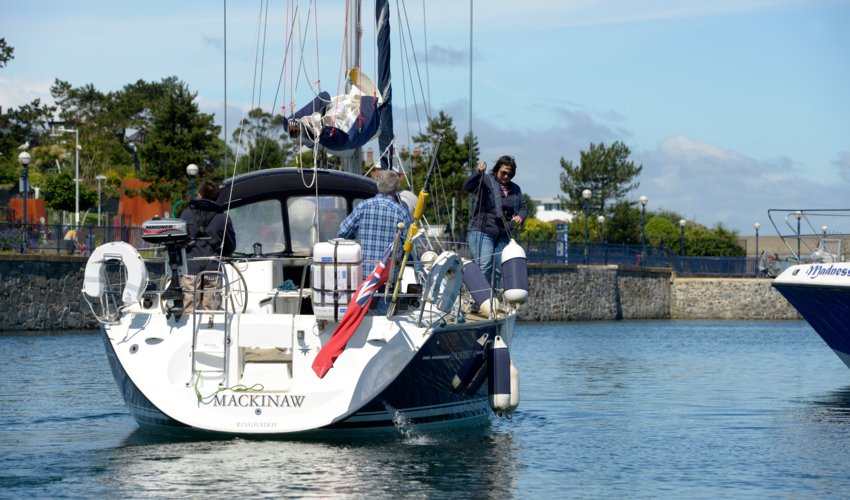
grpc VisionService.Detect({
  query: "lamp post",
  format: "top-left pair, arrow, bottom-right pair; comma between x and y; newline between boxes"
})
598,215 -> 606,265
639,195 -> 649,261
795,211 -> 802,259
96,174 -> 107,226
597,215 -> 606,244
822,225 -> 828,238
186,163 -> 199,200
582,189 -> 592,264
754,222 -> 760,262
679,219 -> 686,256
52,126 -> 81,226
18,151 -> 31,253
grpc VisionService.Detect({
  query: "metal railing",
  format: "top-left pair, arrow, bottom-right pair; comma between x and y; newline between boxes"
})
0,222 -> 146,256
0,222 -> 767,277
516,238 -> 762,277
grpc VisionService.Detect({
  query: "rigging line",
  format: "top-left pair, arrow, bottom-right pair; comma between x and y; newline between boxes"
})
287,0 -> 294,113
398,0 -> 432,124
294,1 -> 323,99
468,0 -> 474,184
222,0 -> 238,265
304,1 -> 325,97
396,0 -> 424,138
256,0 -> 299,172
392,144 -> 413,189
249,0 -> 264,113
223,0 -> 228,180
422,0 -> 431,117
331,0 -> 352,129
313,0 -> 321,90
249,0 -> 271,171
395,4 -> 412,164
273,0 -> 301,114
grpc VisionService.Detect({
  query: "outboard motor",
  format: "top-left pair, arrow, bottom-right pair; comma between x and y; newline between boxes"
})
141,217 -> 190,320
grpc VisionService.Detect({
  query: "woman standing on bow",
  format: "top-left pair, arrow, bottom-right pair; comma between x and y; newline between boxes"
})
464,155 -> 528,289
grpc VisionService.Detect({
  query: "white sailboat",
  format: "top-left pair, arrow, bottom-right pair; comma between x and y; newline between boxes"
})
82,0 -> 527,436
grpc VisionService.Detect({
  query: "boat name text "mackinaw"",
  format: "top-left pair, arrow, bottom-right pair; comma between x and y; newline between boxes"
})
805,264 -> 850,279
212,394 -> 306,408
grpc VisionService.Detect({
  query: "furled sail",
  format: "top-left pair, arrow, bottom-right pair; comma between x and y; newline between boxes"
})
288,69 -> 381,153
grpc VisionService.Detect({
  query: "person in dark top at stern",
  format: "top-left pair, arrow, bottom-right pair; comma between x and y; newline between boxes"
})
179,180 -> 236,312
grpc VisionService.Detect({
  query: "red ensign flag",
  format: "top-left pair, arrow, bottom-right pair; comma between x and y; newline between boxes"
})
312,245 -> 393,378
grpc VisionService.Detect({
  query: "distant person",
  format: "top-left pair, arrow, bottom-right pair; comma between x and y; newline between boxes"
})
179,180 -> 236,312
464,155 -> 528,288
337,169 -> 413,278
63,228 -> 78,255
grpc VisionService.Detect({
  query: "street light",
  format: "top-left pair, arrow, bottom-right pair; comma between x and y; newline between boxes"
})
582,189 -> 592,264
96,174 -> 107,226
754,222 -> 760,262
52,126 -> 81,226
597,215 -> 606,243
679,219 -> 686,256
795,211 -> 802,260
822,225 -> 828,238
186,163 -> 199,200
639,195 -> 649,261
18,151 -> 31,253
598,215 -> 607,265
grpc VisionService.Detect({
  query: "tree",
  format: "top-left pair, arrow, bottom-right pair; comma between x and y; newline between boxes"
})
0,99 -> 56,183
231,107 -> 293,170
408,111 -> 479,235
519,218 -> 556,241
645,216 -> 679,250
685,222 -> 745,257
559,141 -> 642,217
0,38 -> 14,68
603,200 -> 642,245
523,194 -> 537,219
41,171 -> 97,212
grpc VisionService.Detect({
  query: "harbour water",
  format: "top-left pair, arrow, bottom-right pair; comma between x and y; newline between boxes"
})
2,320 -> 850,498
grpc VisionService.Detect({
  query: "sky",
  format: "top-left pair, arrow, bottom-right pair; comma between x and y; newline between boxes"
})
2,0 -> 849,235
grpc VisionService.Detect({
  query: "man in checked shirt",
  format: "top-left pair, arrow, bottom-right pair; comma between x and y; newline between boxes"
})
337,169 -> 413,279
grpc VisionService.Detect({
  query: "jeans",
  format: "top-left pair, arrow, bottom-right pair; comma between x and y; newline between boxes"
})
467,230 -> 509,289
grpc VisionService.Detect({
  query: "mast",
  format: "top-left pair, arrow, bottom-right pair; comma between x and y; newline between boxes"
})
376,0 -> 393,170
342,1 -> 363,174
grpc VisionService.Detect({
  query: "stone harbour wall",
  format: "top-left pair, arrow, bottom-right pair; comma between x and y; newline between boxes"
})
517,265 -> 672,322
670,277 -> 801,320
0,255 -> 98,331
0,255 -> 800,331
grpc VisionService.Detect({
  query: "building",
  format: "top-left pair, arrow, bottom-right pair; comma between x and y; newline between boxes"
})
532,197 -> 572,223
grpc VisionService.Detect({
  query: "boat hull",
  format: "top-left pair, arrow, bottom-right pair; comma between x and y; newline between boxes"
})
773,263 -> 850,370
101,315 -> 512,437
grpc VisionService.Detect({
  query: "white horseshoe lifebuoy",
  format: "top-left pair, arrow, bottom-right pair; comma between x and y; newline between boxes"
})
423,251 -> 463,313
83,241 -> 148,305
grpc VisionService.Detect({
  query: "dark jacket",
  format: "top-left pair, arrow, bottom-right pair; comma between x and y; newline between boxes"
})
464,170 -> 528,238
180,199 -> 236,275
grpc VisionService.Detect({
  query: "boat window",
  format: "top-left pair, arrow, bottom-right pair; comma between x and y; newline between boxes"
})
288,196 -> 348,253
227,199 -> 285,255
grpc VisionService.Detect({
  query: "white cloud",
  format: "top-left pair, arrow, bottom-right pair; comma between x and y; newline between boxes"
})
0,77 -> 55,110
636,136 -> 845,231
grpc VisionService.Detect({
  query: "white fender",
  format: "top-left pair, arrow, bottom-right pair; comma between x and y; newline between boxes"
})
488,335 -> 511,416
502,239 -> 529,305
83,241 -> 148,305
423,251 -> 464,313
507,361 -> 520,419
